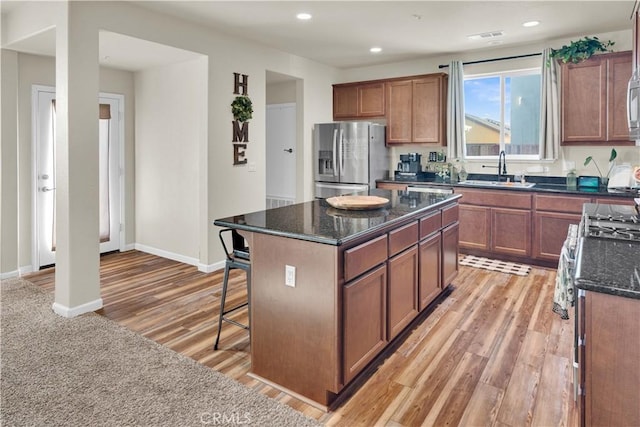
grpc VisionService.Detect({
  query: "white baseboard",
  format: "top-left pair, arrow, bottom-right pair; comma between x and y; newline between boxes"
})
134,243 -> 200,268
19,265 -> 34,276
198,260 -> 225,273
121,243 -> 135,252
0,270 -> 19,280
52,298 -> 103,318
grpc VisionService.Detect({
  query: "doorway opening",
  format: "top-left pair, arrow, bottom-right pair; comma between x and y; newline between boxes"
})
266,71 -> 301,208
31,85 -> 124,269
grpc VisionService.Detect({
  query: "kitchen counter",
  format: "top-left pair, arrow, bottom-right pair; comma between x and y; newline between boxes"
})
377,173 -> 639,199
574,237 -> 640,299
214,188 -> 460,245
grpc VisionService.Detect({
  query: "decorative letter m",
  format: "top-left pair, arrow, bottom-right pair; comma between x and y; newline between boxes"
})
232,121 -> 249,142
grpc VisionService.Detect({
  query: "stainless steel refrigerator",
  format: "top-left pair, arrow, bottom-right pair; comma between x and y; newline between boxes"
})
314,122 -> 388,198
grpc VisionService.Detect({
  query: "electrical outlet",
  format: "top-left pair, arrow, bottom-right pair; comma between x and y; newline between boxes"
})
285,265 -> 296,287
248,162 -> 256,172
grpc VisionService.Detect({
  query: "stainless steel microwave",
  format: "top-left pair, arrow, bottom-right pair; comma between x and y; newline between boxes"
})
628,69 -> 640,146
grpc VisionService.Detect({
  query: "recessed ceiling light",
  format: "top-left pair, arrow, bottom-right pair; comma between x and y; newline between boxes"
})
296,12 -> 312,20
522,20 -> 540,27
370,47 -> 382,53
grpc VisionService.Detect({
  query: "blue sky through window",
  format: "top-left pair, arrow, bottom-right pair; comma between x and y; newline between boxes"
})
464,76 -> 511,125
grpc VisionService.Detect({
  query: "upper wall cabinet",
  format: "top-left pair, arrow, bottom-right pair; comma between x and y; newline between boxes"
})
333,81 -> 385,119
561,51 -> 633,145
386,74 -> 447,145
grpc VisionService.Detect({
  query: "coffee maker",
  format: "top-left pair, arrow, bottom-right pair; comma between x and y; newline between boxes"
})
395,153 -> 431,181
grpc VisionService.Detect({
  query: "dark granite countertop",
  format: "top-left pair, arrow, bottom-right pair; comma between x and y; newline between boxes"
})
214,189 -> 461,246
574,237 -> 640,299
377,173 -> 639,199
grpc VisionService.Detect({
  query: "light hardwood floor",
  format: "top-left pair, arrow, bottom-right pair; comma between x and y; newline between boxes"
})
25,250 -> 578,426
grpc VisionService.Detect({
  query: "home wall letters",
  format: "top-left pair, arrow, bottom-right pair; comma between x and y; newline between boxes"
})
231,73 -> 252,165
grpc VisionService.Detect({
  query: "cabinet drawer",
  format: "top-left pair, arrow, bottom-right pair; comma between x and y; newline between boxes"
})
456,188 -> 532,209
442,204 -> 459,227
534,194 -> 591,214
420,211 -> 442,239
389,221 -> 419,257
344,234 -> 388,282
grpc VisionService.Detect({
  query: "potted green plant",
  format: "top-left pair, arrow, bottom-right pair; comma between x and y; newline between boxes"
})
549,36 -> 615,65
584,148 -> 617,186
231,96 -> 253,122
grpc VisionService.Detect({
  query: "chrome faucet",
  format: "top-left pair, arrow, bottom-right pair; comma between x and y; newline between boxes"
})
497,150 -> 507,181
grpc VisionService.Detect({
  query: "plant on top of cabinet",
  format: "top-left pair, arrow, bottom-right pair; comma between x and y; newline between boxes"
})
550,36 -> 615,65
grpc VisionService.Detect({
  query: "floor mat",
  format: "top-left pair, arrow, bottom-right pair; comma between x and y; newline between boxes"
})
459,255 -> 531,276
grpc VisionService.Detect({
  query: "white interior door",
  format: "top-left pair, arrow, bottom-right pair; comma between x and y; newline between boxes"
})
266,103 -> 296,204
33,86 -> 122,268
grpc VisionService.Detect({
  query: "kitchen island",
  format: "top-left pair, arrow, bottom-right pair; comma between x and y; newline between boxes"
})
214,189 -> 461,409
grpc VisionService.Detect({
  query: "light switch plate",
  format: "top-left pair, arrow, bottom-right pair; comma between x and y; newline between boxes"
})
248,162 -> 256,172
285,265 -> 296,287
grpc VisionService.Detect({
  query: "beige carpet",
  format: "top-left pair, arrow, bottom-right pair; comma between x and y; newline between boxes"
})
0,278 -> 320,427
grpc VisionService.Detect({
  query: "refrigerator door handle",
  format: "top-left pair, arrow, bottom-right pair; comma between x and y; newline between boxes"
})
338,128 -> 344,176
332,129 -> 338,177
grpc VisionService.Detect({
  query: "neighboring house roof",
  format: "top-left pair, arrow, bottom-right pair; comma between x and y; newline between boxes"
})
465,114 -> 511,133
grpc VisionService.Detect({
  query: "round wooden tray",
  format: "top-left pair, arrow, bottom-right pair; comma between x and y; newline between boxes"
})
326,195 -> 390,210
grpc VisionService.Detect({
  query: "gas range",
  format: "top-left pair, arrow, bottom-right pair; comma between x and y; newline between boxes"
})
581,203 -> 640,241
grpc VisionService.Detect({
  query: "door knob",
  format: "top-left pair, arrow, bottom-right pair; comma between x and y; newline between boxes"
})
284,148 -> 293,153
41,186 -> 56,192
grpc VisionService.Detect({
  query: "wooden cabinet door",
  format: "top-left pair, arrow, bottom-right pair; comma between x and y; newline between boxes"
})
607,52 -> 633,142
491,208 -> 531,257
533,211 -> 581,261
386,80 -> 413,144
562,56 -> 607,143
333,85 -> 358,119
442,223 -> 459,287
413,77 -> 443,143
387,245 -> 419,340
585,292 -> 640,427
358,82 -> 385,117
343,264 -> 387,384
419,232 -> 441,310
458,205 -> 491,251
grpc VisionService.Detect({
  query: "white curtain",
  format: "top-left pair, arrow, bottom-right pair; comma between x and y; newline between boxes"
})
50,101 -> 112,247
447,61 -> 466,160
540,48 -> 560,160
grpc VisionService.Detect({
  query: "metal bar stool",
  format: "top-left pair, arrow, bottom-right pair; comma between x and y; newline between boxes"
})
214,228 -> 251,350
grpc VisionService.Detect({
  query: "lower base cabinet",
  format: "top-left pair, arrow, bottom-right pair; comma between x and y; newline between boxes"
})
533,212 -> 581,260
343,265 -> 388,384
419,233 -> 441,310
492,208 -> 531,257
442,222 -> 459,286
580,291 -> 640,426
388,246 -> 419,340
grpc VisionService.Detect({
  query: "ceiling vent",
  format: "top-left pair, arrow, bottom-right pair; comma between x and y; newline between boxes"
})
467,30 -> 505,40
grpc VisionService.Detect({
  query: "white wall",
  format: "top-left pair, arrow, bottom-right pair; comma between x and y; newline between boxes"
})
266,80 -> 297,104
1,1 -> 339,278
338,29 -> 640,177
134,57 -> 206,262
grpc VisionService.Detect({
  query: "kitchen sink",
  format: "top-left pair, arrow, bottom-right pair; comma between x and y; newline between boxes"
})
458,180 -> 536,188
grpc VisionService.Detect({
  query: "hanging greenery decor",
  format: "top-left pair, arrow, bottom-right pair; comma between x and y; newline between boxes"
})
549,36 -> 615,65
231,96 -> 253,123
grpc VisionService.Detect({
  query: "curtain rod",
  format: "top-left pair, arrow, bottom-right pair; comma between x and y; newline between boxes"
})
438,52 -> 542,69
